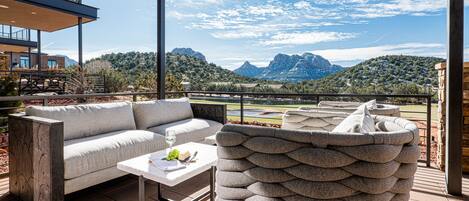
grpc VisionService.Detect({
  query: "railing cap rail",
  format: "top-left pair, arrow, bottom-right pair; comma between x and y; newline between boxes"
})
0,91 -> 433,102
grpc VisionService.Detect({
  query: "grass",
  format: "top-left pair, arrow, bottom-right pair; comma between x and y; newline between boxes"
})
190,99 -> 438,124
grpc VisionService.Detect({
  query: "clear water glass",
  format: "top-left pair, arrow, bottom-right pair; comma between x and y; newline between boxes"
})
165,130 -> 176,151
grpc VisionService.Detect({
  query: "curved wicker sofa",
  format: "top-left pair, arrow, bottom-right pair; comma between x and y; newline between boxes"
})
216,115 -> 420,201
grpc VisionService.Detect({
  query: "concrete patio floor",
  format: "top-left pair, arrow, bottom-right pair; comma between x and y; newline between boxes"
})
0,164 -> 467,201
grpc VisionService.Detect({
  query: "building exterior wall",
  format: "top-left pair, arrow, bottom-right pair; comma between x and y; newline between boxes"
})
436,62 -> 469,173
0,52 -> 65,71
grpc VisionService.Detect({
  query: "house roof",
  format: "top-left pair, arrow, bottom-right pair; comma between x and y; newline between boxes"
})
0,0 -> 98,32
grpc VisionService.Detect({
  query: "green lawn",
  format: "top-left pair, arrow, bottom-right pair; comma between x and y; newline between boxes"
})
190,99 -> 438,124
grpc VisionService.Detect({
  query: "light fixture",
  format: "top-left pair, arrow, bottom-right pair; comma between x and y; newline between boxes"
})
10,20 -> 15,23
31,12 -> 37,15
0,5 -> 9,9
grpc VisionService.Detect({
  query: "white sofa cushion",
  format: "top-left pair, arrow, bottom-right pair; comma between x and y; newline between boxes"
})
148,118 -> 223,145
63,130 -> 166,179
332,105 -> 375,134
26,102 -> 136,141
133,98 -> 194,129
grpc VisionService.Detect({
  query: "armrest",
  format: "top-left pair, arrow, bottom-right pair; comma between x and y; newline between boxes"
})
191,103 -> 227,124
9,114 -> 64,201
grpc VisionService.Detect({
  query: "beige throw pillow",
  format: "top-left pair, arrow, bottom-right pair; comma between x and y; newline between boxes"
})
332,105 -> 375,134
364,99 -> 377,110
375,121 -> 402,132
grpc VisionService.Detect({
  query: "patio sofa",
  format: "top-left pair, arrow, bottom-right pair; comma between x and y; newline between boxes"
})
216,108 -> 420,200
8,98 -> 226,201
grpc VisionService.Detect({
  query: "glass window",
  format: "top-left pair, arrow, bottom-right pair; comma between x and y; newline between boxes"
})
19,56 -> 29,68
48,59 -> 57,68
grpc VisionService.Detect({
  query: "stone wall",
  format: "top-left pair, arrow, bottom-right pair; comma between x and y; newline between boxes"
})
436,62 -> 469,173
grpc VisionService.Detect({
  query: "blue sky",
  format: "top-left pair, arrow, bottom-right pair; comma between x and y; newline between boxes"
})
41,0 -> 469,70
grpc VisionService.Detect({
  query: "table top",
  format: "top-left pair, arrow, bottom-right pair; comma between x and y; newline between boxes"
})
117,142 -> 217,186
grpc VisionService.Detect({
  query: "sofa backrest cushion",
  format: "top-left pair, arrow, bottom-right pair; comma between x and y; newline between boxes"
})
133,98 -> 194,129
26,102 -> 136,141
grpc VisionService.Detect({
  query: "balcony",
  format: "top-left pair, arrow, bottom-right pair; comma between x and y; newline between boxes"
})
0,92 -> 464,200
0,24 -> 36,52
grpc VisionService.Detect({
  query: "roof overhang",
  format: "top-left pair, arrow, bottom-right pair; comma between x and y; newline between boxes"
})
0,37 -> 37,52
0,0 -> 98,32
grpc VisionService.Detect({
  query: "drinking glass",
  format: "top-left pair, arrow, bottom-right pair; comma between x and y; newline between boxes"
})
165,130 -> 176,151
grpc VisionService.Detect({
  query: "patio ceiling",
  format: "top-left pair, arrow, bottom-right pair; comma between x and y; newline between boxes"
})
0,0 -> 98,32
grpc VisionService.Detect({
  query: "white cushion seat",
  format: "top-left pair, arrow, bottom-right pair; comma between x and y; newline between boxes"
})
148,118 -> 223,145
64,130 -> 166,179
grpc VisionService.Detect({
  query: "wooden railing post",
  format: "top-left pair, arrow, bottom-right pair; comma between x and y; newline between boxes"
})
426,96 -> 432,167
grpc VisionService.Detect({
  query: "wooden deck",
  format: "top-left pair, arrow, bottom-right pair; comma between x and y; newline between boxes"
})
0,165 -> 466,201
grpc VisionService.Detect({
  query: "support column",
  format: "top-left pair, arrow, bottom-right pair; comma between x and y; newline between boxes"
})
78,17 -> 83,68
445,0 -> 464,195
28,48 -> 32,69
9,52 -> 13,72
157,0 -> 166,99
37,30 -> 41,71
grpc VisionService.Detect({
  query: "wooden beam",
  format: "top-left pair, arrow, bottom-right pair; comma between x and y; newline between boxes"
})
157,0 -> 166,100
8,114 -> 64,201
445,0 -> 464,195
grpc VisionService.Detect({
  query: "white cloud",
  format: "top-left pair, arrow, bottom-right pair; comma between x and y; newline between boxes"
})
168,11 -> 204,20
352,0 -> 446,18
312,43 -> 445,63
246,5 -> 284,16
262,32 -> 357,45
168,0 -> 223,7
169,0 -> 456,54
211,31 -> 264,39
294,1 -> 312,9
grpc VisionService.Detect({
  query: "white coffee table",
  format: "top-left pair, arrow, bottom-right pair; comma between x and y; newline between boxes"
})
117,142 -> 217,201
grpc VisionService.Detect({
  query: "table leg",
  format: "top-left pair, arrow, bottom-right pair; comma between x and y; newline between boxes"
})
210,166 -> 216,201
139,176 -> 145,201
156,182 -> 170,201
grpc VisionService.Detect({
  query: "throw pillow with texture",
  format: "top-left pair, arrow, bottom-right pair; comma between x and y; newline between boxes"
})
364,99 -> 377,110
332,105 -> 375,134
375,121 -> 402,132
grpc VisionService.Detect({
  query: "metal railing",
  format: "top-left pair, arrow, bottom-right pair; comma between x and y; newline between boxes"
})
0,25 -> 30,41
0,91 -> 434,167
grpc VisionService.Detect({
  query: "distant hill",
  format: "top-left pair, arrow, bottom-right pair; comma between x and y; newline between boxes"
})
234,61 -> 265,78
87,52 -> 260,89
302,55 -> 444,93
171,48 -> 207,62
60,55 -> 78,67
233,53 -> 344,82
